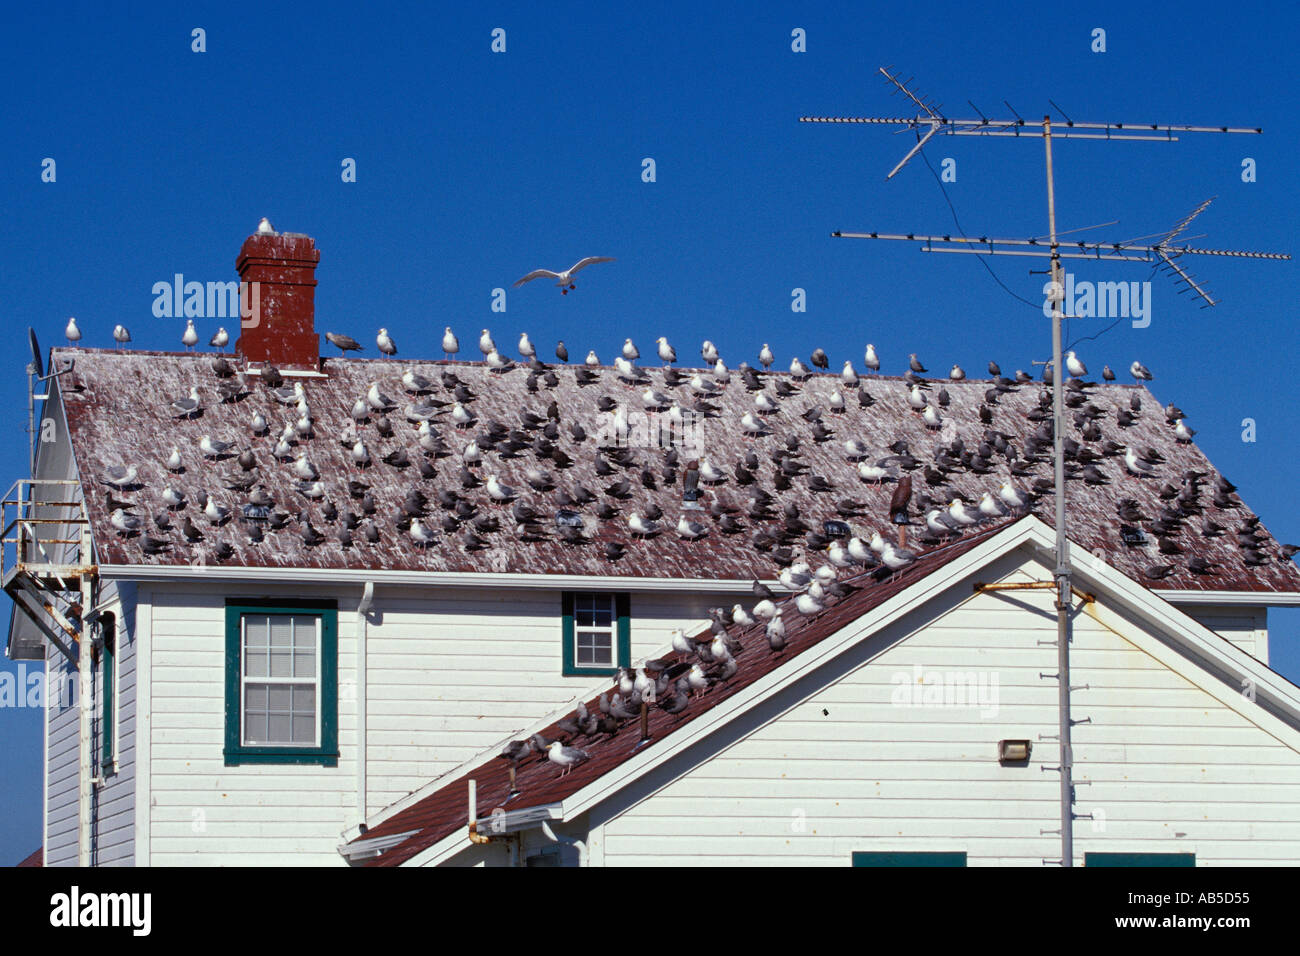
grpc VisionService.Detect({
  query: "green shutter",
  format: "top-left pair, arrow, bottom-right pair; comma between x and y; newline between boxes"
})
100,615 -> 115,767
615,593 -> 631,668
561,592 -> 578,675
852,851 -> 967,867
224,599 -> 339,767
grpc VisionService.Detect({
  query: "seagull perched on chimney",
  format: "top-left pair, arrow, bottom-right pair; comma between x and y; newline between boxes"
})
256,217 -> 276,236
182,320 -> 199,351
513,257 -> 615,295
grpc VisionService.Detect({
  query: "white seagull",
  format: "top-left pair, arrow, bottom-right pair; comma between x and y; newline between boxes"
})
513,257 -> 615,295
442,327 -> 459,358
759,344 -> 774,370
113,324 -> 131,348
182,319 -> 199,350
65,317 -> 82,345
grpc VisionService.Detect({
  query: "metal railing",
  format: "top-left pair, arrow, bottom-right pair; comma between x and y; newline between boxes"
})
0,478 -> 91,581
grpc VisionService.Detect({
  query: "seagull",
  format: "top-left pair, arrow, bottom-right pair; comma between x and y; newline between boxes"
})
164,448 -> 183,472
702,341 -> 719,364
656,337 -> 677,365
65,317 -> 82,345
256,217 -> 276,235
291,454 -> 319,481
210,327 -> 229,351
325,332 -> 362,356
908,353 -> 926,374
1130,361 -> 1154,382
811,348 -> 829,370
442,327 -> 459,359
676,515 -> 707,539
949,364 -> 965,381
102,465 -> 139,488
766,614 -> 787,652
110,508 -> 142,537
513,257 -> 615,295
1065,350 -> 1087,378
170,386 -> 202,418
113,324 -> 131,348
199,435 -> 234,458
518,333 -> 536,360
367,382 -> 396,410
583,350 -> 599,367
478,329 -> 496,357
864,344 -> 880,372
182,320 -> 199,351
485,475 -> 517,502
376,328 -> 397,356
759,344 -> 774,370
1124,446 -> 1156,476
546,741 -> 591,776
1102,365 -> 1116,382
409,519 -> 437,548
203,497 -> 231,525
622,339 -> 640,361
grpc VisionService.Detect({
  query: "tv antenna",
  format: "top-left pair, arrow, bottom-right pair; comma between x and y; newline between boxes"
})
803,67 -> 1289,869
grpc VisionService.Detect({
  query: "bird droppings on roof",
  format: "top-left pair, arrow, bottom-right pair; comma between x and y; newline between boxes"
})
350,526 -> 1004,866
51,346 -> 1300,594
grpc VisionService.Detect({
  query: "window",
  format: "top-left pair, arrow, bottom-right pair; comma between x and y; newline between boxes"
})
561,592 -> 630,676
224,600 -> 338,766
1085,853 -> 1195,867
852,851 -> 967,867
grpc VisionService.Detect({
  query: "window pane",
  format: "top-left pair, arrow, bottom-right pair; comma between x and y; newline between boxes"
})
244,617 -> 268,676
270,617 -> 292,647
294,648 -> 316,679
268,685 -> 291,712
245,616 -> 268,647
270,649 -> 292,678
268,714 -> 291,742
577,631 -> 612,666
293,684 -> 316,714
292,715 -> 315,743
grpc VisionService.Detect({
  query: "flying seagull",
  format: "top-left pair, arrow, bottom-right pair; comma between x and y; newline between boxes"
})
513,257 -> 615,295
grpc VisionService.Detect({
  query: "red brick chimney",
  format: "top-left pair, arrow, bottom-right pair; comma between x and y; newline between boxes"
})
235,229 -> 321,370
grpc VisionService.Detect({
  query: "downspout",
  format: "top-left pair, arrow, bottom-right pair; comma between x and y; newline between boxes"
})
541,819 -> 587,867
356,582 -> 374,825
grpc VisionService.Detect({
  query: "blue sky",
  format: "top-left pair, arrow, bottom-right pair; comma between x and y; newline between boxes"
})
1,1 -> 1296,863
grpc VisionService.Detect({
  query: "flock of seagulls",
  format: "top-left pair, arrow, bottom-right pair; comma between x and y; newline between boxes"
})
78,325 -> 1295,591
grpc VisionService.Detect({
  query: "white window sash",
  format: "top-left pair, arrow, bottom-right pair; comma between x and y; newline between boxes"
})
240,614 -> 322,748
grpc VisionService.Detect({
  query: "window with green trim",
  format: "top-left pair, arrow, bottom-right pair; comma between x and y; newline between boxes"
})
561,592 -> 630,676
852,851 -> 967,867
225,600 -> 338,766
1085,852 -> 1195,867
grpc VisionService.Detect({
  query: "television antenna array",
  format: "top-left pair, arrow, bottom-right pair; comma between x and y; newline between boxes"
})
801,67 -> 1290,868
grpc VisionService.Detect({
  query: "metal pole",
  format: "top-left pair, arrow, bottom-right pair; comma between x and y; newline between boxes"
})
1044,115 -> 1074,867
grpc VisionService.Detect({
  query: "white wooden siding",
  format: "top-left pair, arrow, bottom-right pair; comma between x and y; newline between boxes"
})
1181,605 -> 1268,664
44,651 -> 79,866
94,582 -> 135,865
141,580 -> 729,864
590,548 -> 1300,866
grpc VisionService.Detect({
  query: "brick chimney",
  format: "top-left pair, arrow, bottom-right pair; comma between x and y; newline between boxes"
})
235,228 -> 321,370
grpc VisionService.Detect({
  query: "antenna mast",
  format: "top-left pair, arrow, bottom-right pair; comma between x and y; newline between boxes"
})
804,68 -> 1287,868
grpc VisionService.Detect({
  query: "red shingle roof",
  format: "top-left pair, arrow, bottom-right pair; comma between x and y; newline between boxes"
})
53,348 -> 1300,594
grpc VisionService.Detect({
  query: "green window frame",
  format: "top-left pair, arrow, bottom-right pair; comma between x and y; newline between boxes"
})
1085,852 -> 1195,867
561,592 -> 630,676
224,599 -> 338,766
99,613 -> 116,770
852,851 -> 967,867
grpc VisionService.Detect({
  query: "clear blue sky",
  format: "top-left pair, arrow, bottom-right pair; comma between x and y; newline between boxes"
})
2,0 -> 1296,863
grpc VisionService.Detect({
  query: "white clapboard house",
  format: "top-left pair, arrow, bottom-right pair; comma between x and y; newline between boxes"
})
8,225 -> 1300,867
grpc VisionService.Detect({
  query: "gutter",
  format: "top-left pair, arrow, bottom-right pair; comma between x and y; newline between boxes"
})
96,563 -> 776,594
